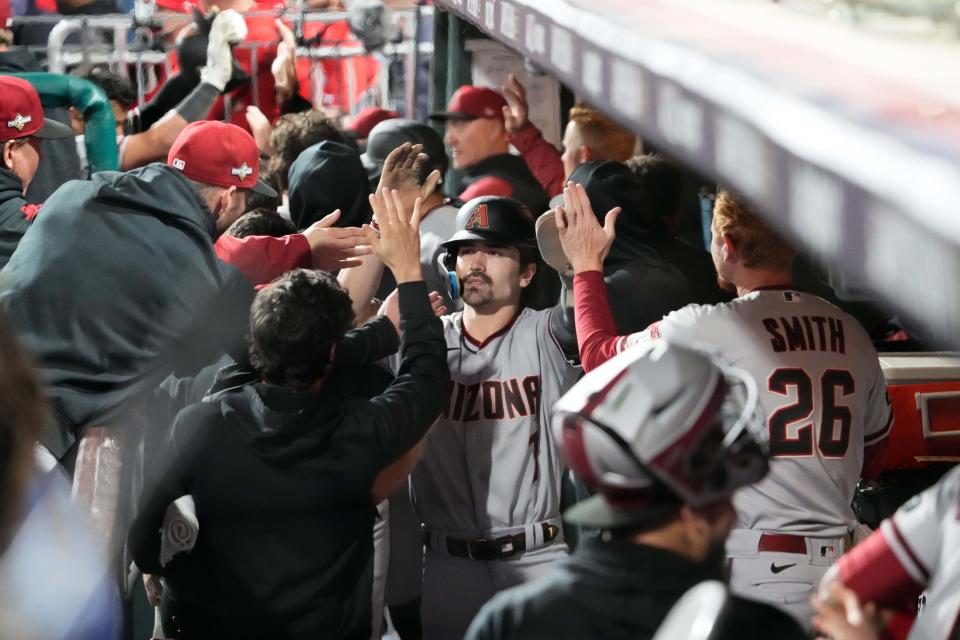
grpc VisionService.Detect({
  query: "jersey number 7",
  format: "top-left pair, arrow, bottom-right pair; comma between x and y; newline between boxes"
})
767,368 -> 854,457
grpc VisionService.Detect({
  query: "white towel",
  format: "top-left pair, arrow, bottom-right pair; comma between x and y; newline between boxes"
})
159,495 -> 198,567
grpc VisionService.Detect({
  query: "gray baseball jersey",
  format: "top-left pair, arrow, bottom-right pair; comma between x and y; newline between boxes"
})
409,307 -> 580,536
873,465 -> 960,639
622,289 -> 893,536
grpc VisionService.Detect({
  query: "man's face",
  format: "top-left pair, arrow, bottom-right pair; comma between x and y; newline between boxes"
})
214,188 -> 249,235
455,241 -> 533,309
560,120 -> 585,180
3,137 -> 42,194
444,118 -> 501,170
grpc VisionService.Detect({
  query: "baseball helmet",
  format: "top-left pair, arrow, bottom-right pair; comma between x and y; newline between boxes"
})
554,341 -> 769,529
437,196 -> 537,300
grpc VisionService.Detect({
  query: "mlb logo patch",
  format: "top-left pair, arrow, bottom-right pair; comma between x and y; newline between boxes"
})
819,544 -> 837,559
783,291 -> 801,303
466,204 -> 489,231
172,158 -> 186,170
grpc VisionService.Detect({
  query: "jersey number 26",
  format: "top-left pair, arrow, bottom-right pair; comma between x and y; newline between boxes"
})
767,368 -> 854,457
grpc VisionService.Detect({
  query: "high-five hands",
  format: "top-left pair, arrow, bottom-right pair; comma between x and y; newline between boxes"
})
555,182 -> 620,274
376,142 -> 443,212
366,188 -> 423,284
302,210 -> 372,271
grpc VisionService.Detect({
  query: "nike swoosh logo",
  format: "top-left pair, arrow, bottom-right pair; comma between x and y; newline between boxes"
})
770,562 -> 797,574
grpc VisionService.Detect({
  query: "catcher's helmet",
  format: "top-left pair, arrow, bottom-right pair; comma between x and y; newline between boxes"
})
437,196 -> 537,299
554,341 -> 769,530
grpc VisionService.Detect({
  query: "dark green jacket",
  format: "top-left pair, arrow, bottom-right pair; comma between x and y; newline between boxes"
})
0,163 -> 253,458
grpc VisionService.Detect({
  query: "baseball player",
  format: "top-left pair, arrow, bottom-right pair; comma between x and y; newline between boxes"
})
556,184 -> 893,630
396,195 -> 580,639
812,465 -> 960,639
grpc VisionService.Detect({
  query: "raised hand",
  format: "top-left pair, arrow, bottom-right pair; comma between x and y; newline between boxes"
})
200,9 -> 247,92
272,19 -> 298,106
366,188 -> 423,284
303,210 -> 372,271
377,142 -> 443,211
501,73 -> 530,134
555,182 -> 620,274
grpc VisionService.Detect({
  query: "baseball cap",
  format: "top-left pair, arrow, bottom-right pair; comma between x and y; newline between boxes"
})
361,118 -> 447,185
167,121 -> 276,197
0,76 -> 75,142
430,86 -> 507,121
348,107 -> 399,139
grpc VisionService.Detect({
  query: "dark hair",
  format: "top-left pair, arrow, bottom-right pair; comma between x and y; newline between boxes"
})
0,314 -> 46,552
247,161 -> 282,212
75,66 -> 137,108
268,111 -> 348,192
248,270 -> 355,390
227,208 -> 297,239
626,153 -> 684,224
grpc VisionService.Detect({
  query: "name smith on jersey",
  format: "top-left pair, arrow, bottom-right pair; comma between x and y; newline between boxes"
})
762,315 -> 846,354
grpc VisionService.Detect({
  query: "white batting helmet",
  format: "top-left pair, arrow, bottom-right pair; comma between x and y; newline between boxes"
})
554,341 -> 769,529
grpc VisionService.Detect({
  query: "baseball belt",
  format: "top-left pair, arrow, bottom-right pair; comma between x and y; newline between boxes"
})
423,522 -> 560,561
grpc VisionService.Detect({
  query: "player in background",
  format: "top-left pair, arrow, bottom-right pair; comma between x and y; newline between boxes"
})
811,464 -> 960,640
555,184 -> 893,630
391,195 -> 580,639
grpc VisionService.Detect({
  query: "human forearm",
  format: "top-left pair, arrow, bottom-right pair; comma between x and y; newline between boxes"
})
574,270 -> 628,372
509,122 -> 565,197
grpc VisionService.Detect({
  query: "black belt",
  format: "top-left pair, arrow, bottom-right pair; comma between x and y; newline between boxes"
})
423,523 -> 560,561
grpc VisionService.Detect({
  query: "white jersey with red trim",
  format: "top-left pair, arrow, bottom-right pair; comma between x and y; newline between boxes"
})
622,289 -> 892,535
881,466 -> 960,639
408,307 -> 580,537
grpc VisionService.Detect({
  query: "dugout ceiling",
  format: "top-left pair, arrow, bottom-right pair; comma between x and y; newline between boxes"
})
435,0 -> 960,346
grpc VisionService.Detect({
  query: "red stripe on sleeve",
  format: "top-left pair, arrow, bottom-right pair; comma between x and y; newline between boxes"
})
574,270 -> 624,372
21,203 -> 41,221
837,526 -> 925,610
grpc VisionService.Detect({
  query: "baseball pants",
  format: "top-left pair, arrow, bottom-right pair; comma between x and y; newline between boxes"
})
420,537 -> 568,640
372,500 -> 390,640
726,528 -> 848,632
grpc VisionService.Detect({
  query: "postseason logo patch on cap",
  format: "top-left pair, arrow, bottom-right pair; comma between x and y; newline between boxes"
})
231,162 -> 253,182
467,204 -> 489,230
7,113 -> 31,131
172,158 -> 186,170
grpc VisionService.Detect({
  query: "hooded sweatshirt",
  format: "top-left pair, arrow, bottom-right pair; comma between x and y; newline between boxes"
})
0,163 -> 253,458
466,538 -> 806,640
287,139 -> 372,231
571,161 -> 726,333
129,282 -> 449,640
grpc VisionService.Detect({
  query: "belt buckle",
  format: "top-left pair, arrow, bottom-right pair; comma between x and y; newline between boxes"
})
467,538 -> 498,561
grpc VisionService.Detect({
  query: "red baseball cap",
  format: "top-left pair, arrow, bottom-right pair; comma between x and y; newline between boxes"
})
167,121 -> 276,197
348,107 -> 399,139
430,86 -> 507,121
0,76 -> 75,142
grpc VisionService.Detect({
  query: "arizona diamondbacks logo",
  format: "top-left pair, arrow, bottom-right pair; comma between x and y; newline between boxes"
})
231,163 -> 253,181
466,204 -> 489,230
7,113 -> 32,131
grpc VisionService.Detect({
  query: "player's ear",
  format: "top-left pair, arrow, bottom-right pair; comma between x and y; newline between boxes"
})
519,261 -> 537,288
721,232 -> 738,262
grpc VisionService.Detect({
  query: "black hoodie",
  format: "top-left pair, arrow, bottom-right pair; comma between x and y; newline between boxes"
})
0,163 -> 253,458
129,282 -> 448,640
467,538 -> 806,640
570,161 -> 727,333
287,140 -> 372,231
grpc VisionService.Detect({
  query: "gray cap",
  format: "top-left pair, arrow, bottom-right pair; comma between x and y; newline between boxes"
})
361,118 -> 447,187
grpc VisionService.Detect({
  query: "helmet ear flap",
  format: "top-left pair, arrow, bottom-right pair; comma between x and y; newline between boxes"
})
436,249 -> 460,301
